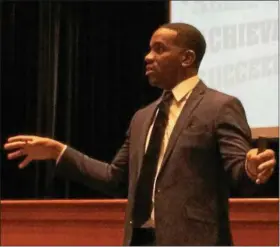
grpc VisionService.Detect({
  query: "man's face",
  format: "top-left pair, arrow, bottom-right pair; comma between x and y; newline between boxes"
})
145,28 -> 185,90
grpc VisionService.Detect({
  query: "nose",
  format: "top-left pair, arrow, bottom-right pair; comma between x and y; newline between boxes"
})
144,51 -> 154,64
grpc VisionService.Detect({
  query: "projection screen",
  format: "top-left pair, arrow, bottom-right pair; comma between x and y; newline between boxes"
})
169,1 -> 279,138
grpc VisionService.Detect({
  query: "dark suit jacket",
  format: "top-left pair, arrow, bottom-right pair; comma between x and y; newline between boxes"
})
56,81 -> 257,245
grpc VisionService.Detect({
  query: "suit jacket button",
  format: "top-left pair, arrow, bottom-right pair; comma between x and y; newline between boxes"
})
157,189 -> 161,193
129,220 -> 133,224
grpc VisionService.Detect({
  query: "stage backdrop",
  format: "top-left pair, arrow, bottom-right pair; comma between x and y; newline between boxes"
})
1,1 -> 278,200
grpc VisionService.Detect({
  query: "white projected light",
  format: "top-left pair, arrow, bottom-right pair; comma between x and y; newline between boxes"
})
170,1 -> 278,137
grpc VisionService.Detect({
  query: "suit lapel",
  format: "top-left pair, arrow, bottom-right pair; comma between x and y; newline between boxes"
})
156,80 -> 207,180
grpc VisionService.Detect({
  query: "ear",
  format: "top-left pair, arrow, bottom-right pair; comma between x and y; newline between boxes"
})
181,50 -> 196,67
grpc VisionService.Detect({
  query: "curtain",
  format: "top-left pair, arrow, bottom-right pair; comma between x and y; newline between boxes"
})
1,1 -> 169,199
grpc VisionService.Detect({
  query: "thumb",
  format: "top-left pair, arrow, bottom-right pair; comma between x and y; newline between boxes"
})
247,148 -> 260,162
247,152 -> 252,160
246,149 -> 255,160
19,156 -> 32,169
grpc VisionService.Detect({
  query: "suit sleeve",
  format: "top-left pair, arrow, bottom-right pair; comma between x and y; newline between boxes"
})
55,126 -> 131,198
215,97 -> 258,196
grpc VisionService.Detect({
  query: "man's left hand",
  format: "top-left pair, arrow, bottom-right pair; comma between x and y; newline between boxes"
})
246,149 -> 276,184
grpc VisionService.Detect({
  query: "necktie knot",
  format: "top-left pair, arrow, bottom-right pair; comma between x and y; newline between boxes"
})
159,90 -> 173,112
162,90 -> 173,103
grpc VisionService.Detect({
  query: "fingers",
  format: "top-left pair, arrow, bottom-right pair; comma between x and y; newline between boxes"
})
256,167 -> 274,184
7,135 -> 34,143
4,141 -> 27,151
19,156 -> 32,169
246,148 -> 276,185
257,149 -> 275,161
7,149 -> 26,160
5,146 -> 33,169
247,149 -> 275,164
257,159 -> 276,172
4,135 -> 38,169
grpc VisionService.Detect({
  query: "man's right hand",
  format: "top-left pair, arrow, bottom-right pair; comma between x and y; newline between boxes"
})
4,135 -> 66,169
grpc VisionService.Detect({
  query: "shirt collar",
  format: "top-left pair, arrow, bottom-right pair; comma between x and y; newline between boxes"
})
171,75 -> 200,102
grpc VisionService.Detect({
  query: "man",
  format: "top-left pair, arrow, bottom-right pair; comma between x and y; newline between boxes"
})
4,23 -> 276,246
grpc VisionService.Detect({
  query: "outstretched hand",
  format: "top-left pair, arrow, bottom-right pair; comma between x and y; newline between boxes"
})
4,135 -> 65,169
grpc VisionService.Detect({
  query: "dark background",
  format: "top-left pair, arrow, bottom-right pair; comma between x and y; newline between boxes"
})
0,1 -> 278,200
